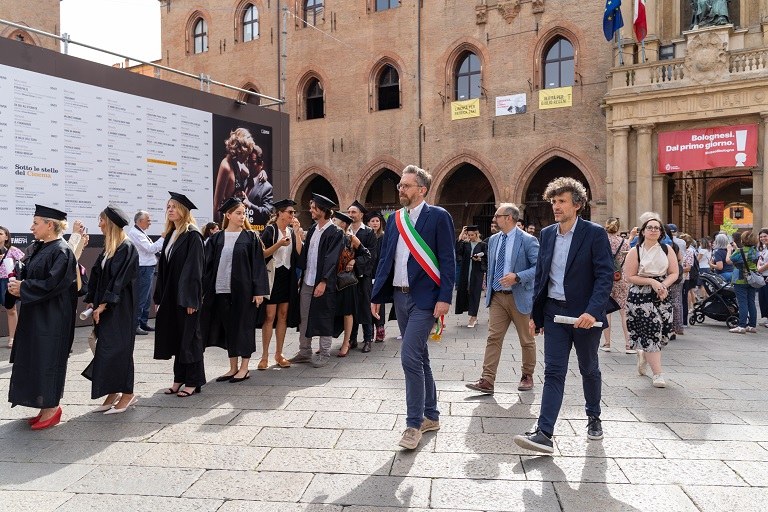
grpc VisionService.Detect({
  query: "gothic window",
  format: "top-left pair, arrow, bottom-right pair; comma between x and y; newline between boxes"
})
543,37 -> 574,89
455,52 -> 481,101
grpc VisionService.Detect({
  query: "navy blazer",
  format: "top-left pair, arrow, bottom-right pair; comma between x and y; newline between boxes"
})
372,203 -> 456,310
531,217 -> 614,329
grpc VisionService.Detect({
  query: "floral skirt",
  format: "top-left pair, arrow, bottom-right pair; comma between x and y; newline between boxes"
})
627,277 -> 673,353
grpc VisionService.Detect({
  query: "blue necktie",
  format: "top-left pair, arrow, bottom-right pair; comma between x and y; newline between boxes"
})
492,234 -> 507,291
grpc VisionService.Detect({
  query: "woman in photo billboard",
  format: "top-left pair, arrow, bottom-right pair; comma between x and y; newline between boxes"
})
242,145 -> 274,231
213,128 -> 255,223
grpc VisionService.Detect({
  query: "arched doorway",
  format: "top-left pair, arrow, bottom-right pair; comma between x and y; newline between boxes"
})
364,168 -> 401,212
296,174 -> 338,227
435,164 -> 496,237
705,178 -> 753,235
523,157 -> 591,229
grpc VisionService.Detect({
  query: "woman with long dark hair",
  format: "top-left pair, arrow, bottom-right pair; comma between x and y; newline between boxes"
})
153,192 -> 206,397
201,197 -> 270,382
84,206 -> 140,414
0,225 -> 25,349
7,205 -> 77,429
367,211 -> 388,342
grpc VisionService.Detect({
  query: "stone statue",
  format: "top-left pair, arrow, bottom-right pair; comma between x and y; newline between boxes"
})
691,0 -> 731,29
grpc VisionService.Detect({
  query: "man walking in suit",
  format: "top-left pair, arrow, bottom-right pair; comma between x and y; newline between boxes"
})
372,165 -> 456,450
466,203 -> 539,394
513,177 -> 614,455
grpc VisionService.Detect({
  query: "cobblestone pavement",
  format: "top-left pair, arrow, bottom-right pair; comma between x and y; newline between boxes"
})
1,304 -> 767,512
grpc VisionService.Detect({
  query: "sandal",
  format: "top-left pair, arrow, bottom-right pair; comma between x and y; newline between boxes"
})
337,346 -> 350,358
257,358 -> 269,370
599,344 -> 612,352
275,354 -> 291,368
177,386 -> 201,397
164,383 -> 183,395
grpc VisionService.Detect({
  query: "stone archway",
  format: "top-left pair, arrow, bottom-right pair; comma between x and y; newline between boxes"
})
523,157 -> 592,229
434,163 -> 497,237
363,168 -> 401,212
705,177 -> 753,233
294,174 -> 339,228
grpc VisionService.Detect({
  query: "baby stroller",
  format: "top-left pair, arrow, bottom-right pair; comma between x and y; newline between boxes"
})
688,272 -> 739,328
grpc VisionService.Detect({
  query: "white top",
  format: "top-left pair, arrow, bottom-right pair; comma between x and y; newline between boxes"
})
304,221 -> 332,286
638,244 -> 670,278
164,229 -> 180,258
272,225 -> 292,270
759,247 -> 768,277
393,201 -> 426,287
127,225 -> 165,266
698,248 -> 711,270
215,231 -> 240,294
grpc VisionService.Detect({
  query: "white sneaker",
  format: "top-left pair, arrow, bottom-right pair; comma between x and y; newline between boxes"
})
637,352 -> 649,376
762,321 -> 768,328
729,327 -> 746,334
745,327 -> 757,333
652,374 -> 666,388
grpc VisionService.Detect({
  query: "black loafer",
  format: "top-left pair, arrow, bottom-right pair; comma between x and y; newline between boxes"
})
350,340 -> 359,349
361,341 -> 372,353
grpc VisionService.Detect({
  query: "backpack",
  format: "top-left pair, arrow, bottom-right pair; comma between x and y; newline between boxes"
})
689,252 -> 700,284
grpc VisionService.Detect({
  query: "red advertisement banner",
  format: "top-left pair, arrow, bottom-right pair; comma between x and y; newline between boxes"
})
658,124 -> 758,173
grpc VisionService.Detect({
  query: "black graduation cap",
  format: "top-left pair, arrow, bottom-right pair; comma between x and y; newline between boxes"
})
333,211 -> 353,225
217,197 -> 243,215
34,204 -> 67,221
273,199 -> 297,210
168,191 -> 197,210
466,225 -> 479,231
104,205 -> 129,228
348,200 -> 368,214
365,210 -> 386,227
312,193 -> 337,210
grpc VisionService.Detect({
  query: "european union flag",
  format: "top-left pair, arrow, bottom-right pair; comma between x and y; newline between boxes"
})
603,0 -> 624,41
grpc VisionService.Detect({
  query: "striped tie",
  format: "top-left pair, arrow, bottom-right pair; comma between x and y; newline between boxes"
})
492,234 -> 507,291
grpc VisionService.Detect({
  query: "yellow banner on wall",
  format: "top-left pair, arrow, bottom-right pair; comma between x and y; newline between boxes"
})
538,86 -> 573,110
451,98 -> 481,120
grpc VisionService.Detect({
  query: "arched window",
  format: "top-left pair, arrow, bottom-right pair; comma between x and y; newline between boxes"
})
376,0 -> 398,11
377,65 -> 400,110
455,52 -> 481,101
245,88 -> 261,106
543,37 -> 574,89
306,78 -> 324,119
243,4 -> 259,42
304,0 -> 323,27
193,18 -> 208,54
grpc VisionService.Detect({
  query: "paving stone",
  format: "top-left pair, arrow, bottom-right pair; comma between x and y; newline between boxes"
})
301,473 -> 431,508
259,447 -> 394,475
521,456 -> 629,483
731,409 -> 768,425
392,451 -> 525,480
196,395 -> 292,411
557,405 -> 638,422
54,494 -> 222,512
31,440 -> 152,465
482,417 -> 569,435
183,470 -> 313,501
217,502 -> 342,512
627,407 -> 745,424
306,411 -> 397,430
0,490 -> 73,511
352,388 -> 407,400
724,460 -> 768,486
0,462 -> 95,491
141,407 -> 241,425
286,397 -> 381,413
231,410 -> 313,428
567,418 -> 679,440
65,465 -> 204,496
262,385 -> 356,398
554,436 -> 664,458
133,442 -> 269,470
615,459 -> 748,486
554,483 -> 699,512
697,399 -> 767,412
148,423 -> 259,445
449,401 -> 540,418
431,479 -> 560,511
0,438 -> 58,462
435,432 -> 552,455
252,427 -> 342,448
666,423 -> 768,441
651,440 -> 768,460
683,485 -> 768,512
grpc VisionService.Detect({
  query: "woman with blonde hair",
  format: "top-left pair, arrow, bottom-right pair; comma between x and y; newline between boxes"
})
153,192 -> 206,397
84,206 -> 140,414
601,217 -> 631,353
201,197 -> 270,382
213,128 -> 255,222
7,205 -> 77,429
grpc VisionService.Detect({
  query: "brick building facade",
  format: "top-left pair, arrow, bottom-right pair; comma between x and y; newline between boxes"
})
0,0 -> 60,52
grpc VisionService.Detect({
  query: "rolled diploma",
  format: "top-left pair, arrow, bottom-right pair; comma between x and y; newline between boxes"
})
554,315 -> 603,328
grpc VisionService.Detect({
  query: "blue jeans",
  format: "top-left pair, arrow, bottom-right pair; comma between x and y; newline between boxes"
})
393,290 -> 439,429
734,283 -> 757,328
135,265 -> 155,328
538,300 -> 602,436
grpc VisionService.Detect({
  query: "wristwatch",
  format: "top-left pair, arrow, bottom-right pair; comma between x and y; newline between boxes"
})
514,275 -> 521,284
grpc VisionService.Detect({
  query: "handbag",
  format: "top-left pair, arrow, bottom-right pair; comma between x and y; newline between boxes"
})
739,248 -> 766,289
336,271 -> 358,291
612,239 -> 626,281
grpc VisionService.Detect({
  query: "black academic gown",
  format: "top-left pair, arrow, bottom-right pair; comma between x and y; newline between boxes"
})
297,222 -> 344,338
455,240 -> 488,316
257,223 -> 301,329
83,240 -> 139,398
153,226 -> 205,364
352,224 -> 377,325
9,239 -> 77,409
333,235 -> 371,338
200,229 -> 270,357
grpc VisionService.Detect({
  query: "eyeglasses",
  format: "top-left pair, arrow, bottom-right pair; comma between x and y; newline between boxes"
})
284,210 -> 297,215
645,225 -> 662,231
492,214 -> 511,219
396,183 -> 421,190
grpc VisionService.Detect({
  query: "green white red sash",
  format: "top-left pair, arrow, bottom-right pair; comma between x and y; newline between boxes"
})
394,207 -> 441,287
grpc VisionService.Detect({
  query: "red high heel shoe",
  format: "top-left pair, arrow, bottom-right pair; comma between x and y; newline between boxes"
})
26,412 -> 43,425
31,407 -> 62,430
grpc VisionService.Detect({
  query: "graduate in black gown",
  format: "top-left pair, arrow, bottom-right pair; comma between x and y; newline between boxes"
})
455,225 -> 488,327
347,201 -> 378,353
7,205 -> 77,430
366,211 -> 389,341
153,192 -> 206,397
201,197 -> 270,382
84,206 -> 140,414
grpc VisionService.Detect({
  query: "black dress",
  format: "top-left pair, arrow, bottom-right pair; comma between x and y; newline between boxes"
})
83,240 -> 139,398
200,229 -> 270,358
9,239 -> 77,409
333,236 -> 370,337
455,240 -> 488,316
352,225 -> 377,324
153,226 -> 206,387
259,224 -> 301,329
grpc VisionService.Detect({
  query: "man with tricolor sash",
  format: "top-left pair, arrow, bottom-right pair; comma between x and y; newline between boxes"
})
371,165 -> 456,450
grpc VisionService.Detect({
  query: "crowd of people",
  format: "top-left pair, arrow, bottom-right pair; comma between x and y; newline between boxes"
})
2,171 -> 765,454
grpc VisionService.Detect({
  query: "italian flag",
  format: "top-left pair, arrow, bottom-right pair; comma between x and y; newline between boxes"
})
633,0 -> 647,41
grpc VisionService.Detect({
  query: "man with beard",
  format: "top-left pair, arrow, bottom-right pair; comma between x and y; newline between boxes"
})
347,200 -> 378,353
290,193 -> 344,368
372,165 -> 456,450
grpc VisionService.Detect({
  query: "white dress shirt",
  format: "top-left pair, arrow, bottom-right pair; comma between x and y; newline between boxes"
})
127,225 -> 165,266
393,201 -> 426,287
272,225 -> 293,269
303,221 -> 331,286
548,217 -> 579,300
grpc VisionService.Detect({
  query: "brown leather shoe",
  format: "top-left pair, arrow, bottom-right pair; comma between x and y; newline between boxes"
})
518,374 -> 534,391
465,378 -> 494,394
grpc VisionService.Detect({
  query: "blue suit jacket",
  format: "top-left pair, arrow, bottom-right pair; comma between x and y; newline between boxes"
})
531,217 -> 614,329
484,227 -> 539,314
371,203 -> 456,310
